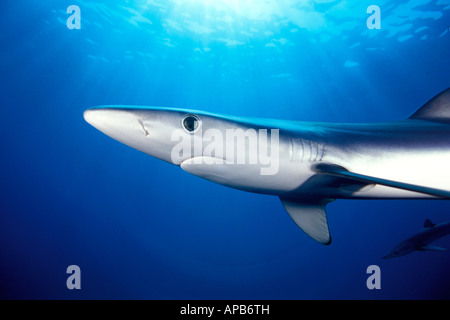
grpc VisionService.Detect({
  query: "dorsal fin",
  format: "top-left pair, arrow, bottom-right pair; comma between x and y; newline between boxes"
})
408,88 -> 450,123
424,219 -> 435,228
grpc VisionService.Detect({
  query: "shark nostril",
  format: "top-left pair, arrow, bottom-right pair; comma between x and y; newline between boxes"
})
138,119 -> 150,136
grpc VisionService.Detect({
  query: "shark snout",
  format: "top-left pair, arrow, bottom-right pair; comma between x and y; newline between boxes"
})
83,108 -> 104,128
84,107 -> 141,131
84,108 -> 113,130
84,106 -> 183,165
84,108 -> 136,130
84,107 -> 151,146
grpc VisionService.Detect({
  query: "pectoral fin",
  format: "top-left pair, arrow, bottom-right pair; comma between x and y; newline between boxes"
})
314,163 -> 450,199
417,245 -> 448,252
280,197 -> 334,245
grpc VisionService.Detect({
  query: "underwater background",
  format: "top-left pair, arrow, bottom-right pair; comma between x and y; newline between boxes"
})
1,0 -> 450,299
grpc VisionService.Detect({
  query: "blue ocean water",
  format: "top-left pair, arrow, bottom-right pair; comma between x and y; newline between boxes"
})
0,0 -> 449,299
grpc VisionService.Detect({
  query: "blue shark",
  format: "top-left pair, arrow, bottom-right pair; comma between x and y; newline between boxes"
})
383,219 -> 450,258
83,88 -> 450,244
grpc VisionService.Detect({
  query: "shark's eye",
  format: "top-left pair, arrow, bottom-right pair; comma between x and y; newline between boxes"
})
182,114 -> 200,133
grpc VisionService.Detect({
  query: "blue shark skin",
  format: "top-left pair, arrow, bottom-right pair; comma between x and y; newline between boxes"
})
83,88 -> 450,245
383,219 -> 450,259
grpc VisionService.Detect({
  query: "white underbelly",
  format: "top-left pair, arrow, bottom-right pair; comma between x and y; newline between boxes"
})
343,150 -> 450,199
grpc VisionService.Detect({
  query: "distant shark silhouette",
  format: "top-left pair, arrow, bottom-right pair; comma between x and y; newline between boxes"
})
84,88 -> 450,245
383,219 -> 450,259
